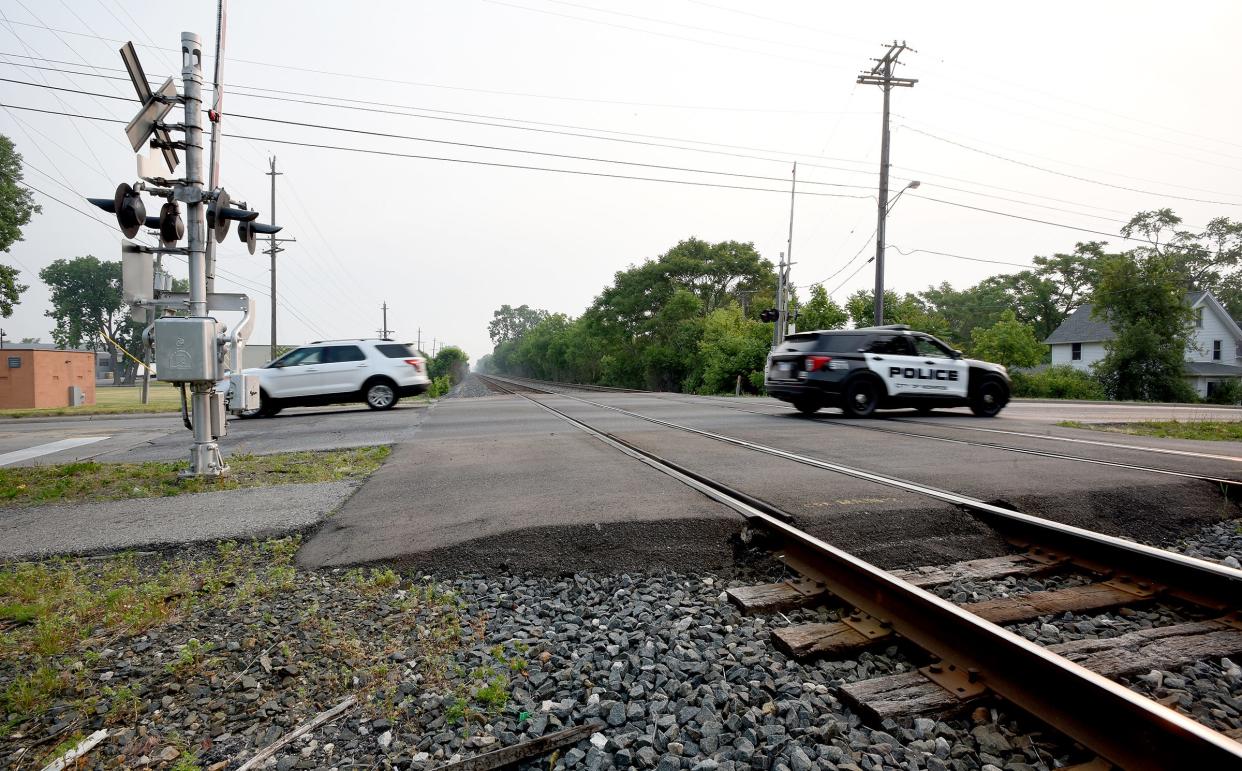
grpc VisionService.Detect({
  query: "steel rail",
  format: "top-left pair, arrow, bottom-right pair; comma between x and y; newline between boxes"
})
486,374 -> 1242,603
479,376 -> 1242,768
502,374 -> 1242,464
635,390 -> 1242,493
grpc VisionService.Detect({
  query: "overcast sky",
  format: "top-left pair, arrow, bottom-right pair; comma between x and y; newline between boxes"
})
2,0 -> 1240,362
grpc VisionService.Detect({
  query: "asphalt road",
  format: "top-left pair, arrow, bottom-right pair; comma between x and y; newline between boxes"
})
0,401 -> 431,466
298,389 -> 1242,573
3,389 -> 1240,569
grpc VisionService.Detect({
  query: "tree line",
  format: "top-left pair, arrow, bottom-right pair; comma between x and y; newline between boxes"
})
484,211 -> 1242,401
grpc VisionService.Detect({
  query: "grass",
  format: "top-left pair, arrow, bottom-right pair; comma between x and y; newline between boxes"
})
0,382 -> 183,418
0,445 -> 390,507
0,537 -> 475,762
1058,419 -> 1242,441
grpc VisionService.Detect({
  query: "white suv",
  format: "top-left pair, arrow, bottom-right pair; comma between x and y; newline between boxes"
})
241,339 -> 429,417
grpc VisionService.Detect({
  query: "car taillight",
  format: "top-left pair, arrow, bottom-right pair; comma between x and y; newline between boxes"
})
805,355 -> 831,372
404,358 -> 425,372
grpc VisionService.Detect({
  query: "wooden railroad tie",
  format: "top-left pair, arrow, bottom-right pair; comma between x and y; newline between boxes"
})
838,618 -> 1242,721
727,553 -> 1057,616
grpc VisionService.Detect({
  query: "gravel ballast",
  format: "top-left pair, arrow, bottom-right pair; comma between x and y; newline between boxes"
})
3,517 -> 1239,770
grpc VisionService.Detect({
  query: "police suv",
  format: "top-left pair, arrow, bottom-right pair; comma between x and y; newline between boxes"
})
764,325 -> 1011,418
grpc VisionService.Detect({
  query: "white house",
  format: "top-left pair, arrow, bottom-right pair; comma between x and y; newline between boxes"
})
1044,290 -> 1242,398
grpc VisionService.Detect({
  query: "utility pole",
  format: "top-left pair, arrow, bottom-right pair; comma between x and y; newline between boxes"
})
772,251 -> 785,348
204,0 -> 226,295
416,327 -> 421,353
180,31 -> 223,476
377,302 -> 392,340
857,41 -> 916,326
779,162 -> 797,344
266,157 -> 281,356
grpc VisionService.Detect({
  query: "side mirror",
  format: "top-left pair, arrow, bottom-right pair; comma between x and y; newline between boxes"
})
952,349 -> 963,359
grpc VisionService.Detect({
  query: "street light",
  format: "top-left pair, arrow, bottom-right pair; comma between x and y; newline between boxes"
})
886,179 -> 921,214
874,180 -> 921,325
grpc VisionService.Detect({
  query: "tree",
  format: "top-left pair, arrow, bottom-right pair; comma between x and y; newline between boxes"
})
845,289 -> 952,339
696,305 -> 771,393
969,310 -> 1047,368
429,345 -> 469,383
794,284 -> 847,332
0,135 -> 37,317
488,304 -> 549,345
1091,251 -> 1196,402
39,256 -> 140,384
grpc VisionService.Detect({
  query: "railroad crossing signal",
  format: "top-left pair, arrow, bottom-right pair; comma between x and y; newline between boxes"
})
120,42 -> 179,173
84,35 -> 283,479
759,308 -> 779,322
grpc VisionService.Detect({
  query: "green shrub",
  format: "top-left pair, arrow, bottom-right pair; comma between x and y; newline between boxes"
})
427,375 -> 453,399
1010,365 -> 1106,400
1205,378 -> 1242,405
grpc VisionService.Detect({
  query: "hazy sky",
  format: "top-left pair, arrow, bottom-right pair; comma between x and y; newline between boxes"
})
2,0 -> 1240,362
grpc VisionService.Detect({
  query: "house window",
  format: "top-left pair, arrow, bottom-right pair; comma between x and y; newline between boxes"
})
1214,340 -> 1222,361
1195,308 -> 1204,328
1071,342 -> 1082,361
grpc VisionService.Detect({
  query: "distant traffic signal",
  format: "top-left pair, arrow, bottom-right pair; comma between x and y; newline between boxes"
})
759,308 -> 779,322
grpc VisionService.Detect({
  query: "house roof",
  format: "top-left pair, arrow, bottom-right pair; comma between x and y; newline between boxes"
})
1044,291 -> 1238,345
1185,361 -> 1242,376
1044,305 -> 1114,344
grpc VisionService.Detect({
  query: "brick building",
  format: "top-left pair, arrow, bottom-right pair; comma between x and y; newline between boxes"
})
0,348 -> 96,409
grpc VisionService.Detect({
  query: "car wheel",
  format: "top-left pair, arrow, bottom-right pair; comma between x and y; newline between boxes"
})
841,378 -> 881,418
365,380 -> 398,410
970,378 -> 1008,417
793,398 -> 821,415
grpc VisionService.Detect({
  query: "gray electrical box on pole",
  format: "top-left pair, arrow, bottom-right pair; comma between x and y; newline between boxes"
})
89,32 -> 280,479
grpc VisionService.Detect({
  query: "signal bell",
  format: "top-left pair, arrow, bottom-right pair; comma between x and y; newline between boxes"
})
237,220 -> 283,255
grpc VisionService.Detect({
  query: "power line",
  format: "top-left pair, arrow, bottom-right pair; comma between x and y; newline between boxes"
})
0,57 -> 880,168
901,125 -> 1242,206
6,99 -> 1228,247
0,81 -> 879,191
886,245 -> 1032,269
906,194 -> 1156,242
803,228 -> 877,288
0,102 -> 877,199
0,57 -> 886,180
0,17 -> 850,115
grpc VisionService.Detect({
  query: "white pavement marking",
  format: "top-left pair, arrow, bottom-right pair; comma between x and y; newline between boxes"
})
0,436 -> 110,466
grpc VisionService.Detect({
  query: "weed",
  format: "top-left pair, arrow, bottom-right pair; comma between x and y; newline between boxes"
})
2,665 -> 61,717
105,684 -> 141,723
0,603 -> 38,624
368,567 -> 400,590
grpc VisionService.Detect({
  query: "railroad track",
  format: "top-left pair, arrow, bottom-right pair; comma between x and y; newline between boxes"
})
474,373 -> 1242,768
493,374 -> 1242,488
